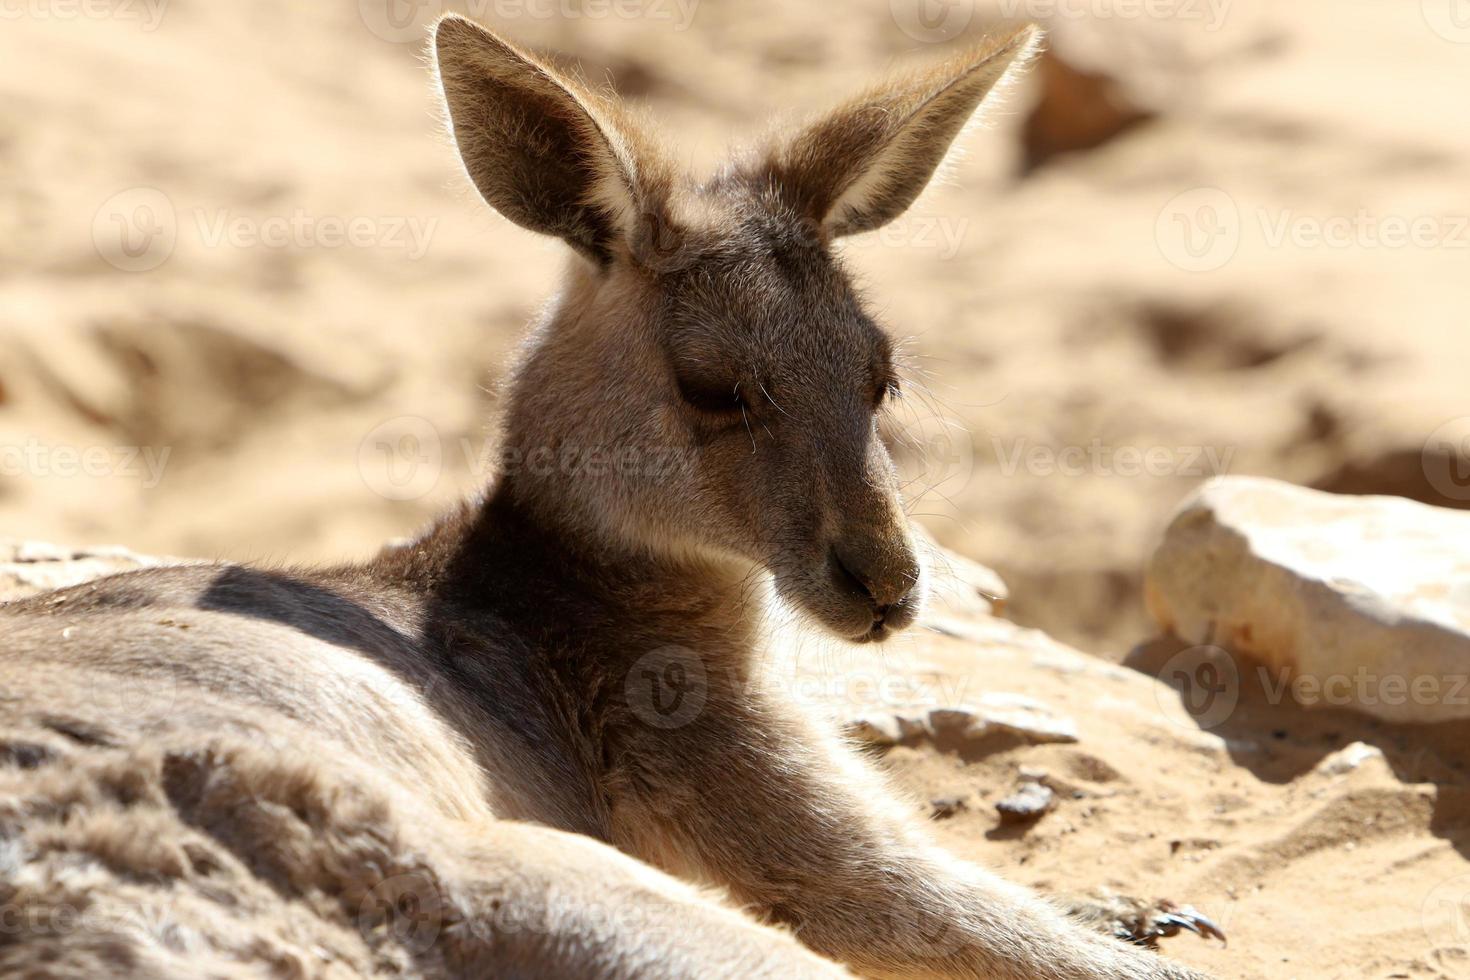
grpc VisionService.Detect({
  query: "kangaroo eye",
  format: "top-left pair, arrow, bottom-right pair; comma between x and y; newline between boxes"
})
874,375 -> 901,408
678,377 -> 747,415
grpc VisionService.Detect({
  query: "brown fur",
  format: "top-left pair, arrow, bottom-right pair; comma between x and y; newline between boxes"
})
0,15 -> 1212,979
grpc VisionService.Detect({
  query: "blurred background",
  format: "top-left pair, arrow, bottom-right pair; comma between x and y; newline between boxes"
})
3,0 -> 1468,659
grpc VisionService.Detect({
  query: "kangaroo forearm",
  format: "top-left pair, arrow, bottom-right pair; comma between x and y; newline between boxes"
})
732,846 -> 1206,980
621,709 -> 1212,980
452,822 -> 854,979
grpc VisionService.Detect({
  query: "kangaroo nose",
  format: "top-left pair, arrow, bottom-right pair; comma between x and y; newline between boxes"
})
831,543 -> 917,615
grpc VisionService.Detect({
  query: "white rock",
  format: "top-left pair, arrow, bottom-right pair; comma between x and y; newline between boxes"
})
928,707 -> 979,734
911,522 -> 1009,621
0,540 -> 175,600
1018,765 -> 1050,784
928,694 -> 1079,745
1146,477 -> 1470,724
845,715 -> 902,747
1314,742 -> 1386,777
974,701 -> 1080,745
10,541 -> 75,563
895,714 -> 932,741
996,781 -> 1057,824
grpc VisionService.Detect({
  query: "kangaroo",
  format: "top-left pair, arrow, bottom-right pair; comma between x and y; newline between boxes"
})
0,15 -> 1213,980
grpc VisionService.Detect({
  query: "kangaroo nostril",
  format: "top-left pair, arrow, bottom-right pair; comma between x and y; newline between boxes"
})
831,547 -> 876,605
830,544 -> 914,613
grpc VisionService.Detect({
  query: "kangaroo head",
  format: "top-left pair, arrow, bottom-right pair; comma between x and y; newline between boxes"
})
433,15 -> 1037,643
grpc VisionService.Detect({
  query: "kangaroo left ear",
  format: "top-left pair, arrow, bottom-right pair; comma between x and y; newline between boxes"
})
762,26 -> 1042,238
433,14 -> 672,265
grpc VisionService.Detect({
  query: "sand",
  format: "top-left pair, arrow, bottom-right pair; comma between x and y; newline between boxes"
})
4,0 -> 1469,976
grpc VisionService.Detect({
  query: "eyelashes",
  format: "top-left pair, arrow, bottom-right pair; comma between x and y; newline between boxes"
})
677,377 -> 748,415
676,374 -> 897,417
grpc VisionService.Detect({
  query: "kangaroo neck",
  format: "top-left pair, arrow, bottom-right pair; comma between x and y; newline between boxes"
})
397,477 -> 763,658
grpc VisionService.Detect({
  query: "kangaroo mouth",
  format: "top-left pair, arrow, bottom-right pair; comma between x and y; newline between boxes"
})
852,593 -> 920,643
777,561 -> 923,644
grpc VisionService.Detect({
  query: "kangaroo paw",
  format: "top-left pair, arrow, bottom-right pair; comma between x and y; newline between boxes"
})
1064,893 -> 1226,949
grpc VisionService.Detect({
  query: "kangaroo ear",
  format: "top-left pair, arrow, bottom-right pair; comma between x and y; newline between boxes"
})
433,15 -> 655,263
764,26 -> 1041,238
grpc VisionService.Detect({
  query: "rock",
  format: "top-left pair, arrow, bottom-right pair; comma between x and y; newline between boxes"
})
912,523 -> 1009,623
996,782 -> 1056,825
929,795 -> 969,820
895,714 -> 932,742
0,540 -> 175,602
970,693 -> 1080,745
1022,46 -> 1153,172
1314,742 -> 1387,777
10,541 -> 75,563
928,707 -> 979,735
923,695 -> 1079,746
924,695 -> 1079,747
1018,9 -> 1278,173
1146,477 -> 1470,724
1017,765 -> 1050,783
845,714 -> 902,748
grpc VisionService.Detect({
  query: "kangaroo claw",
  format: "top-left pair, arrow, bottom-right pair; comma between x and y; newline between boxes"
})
1150,903 -> 1227,945
1065,894 -> 1227,949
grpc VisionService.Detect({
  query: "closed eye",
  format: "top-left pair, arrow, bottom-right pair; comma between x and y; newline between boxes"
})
678,376 -> 747,415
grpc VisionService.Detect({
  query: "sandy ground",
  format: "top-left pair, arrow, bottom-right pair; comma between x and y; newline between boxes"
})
4,0 -> 1470,977
838,624 -> 1470,980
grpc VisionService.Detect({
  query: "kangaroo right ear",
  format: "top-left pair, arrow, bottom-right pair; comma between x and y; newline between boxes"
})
763,25 -> 1041,239
433,15 -> 651,264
